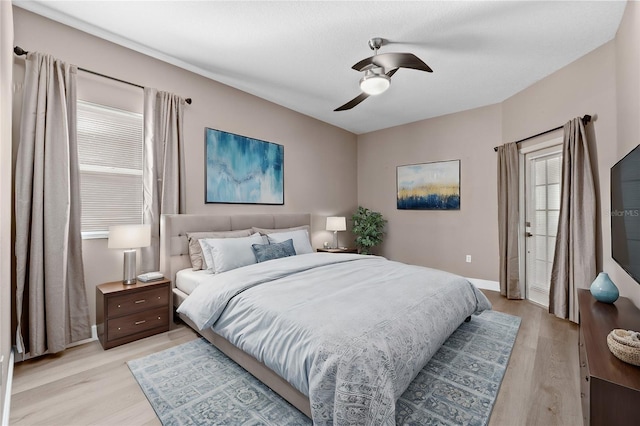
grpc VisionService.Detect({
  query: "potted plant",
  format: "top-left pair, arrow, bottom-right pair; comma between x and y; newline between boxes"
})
351,206 -> 387,254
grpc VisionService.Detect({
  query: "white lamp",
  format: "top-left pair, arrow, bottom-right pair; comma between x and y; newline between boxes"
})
359,67 -> 390,95
326,216 -> 347,249
108,224 -> 151,285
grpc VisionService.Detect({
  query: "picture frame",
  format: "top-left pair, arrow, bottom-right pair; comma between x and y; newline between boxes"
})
397,160 -> 460,210
205,128 -> 284,204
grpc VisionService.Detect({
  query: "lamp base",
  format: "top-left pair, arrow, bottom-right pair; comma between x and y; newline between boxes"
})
122,249 -> 137,285
333,231 -> 338,249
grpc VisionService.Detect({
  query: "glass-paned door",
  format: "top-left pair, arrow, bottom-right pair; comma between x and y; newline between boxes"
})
524,147 -> 562,308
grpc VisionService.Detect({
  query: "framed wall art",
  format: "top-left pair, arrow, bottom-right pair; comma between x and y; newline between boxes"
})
397,160 -> 460,210
205,128 -> 284,204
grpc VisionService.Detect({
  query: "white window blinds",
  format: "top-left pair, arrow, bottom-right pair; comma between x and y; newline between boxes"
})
77,100 -> 143,235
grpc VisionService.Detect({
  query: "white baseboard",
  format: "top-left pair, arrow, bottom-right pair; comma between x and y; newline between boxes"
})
67,325 -> 98,349
15,325 -> 98,363
2,349 -> 14,426
467,277 -> 500,292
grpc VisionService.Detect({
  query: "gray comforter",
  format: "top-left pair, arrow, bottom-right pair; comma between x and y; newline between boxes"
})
177,253 -> 492,425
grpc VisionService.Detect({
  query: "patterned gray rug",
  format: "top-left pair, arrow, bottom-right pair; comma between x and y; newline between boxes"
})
128,310 -> 520,425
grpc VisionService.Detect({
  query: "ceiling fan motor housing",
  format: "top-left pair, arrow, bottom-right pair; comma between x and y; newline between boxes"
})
368,37 -> 385,51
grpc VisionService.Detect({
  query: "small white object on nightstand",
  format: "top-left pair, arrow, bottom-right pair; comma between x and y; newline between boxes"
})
137,271 -> 164,282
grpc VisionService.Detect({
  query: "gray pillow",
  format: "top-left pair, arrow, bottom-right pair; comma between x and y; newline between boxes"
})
251,224 -> 309,236
186,229 -> 252,270
251,239 -> 296,263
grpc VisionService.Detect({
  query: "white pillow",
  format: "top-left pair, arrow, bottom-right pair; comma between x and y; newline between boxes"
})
267,229 -> 313,254
201,233 -> 265,273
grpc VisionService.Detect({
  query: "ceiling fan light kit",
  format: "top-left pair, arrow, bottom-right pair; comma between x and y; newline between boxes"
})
359,68 -> 390,95
335,37 -> 433,111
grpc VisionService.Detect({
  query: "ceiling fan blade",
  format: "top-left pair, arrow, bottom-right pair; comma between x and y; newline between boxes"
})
334,69 -> 398,112
334,92 -> 370,111
352,52 -> 432,73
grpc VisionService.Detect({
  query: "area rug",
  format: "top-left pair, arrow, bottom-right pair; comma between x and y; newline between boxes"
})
128,310 -> 520,425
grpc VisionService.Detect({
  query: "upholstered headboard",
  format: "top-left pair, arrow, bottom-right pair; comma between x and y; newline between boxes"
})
159,213 -> 311,290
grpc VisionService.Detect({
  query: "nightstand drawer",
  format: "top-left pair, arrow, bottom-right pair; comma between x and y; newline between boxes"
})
107,286 -> 169,317
107,306 -> 169,341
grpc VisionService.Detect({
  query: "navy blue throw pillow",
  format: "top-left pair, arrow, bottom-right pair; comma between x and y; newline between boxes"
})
251,238 -> 296,263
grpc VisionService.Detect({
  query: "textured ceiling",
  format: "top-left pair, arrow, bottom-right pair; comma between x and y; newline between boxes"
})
14,1 -> 627,135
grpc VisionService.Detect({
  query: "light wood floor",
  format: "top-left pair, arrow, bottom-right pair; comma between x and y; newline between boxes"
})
9,290 -> 582,426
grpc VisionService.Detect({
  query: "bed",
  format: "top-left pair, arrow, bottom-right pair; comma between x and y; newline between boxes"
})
160,213 -> 491,425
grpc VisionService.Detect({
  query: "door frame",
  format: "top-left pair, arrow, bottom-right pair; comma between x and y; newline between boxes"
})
518,136 -> 563,304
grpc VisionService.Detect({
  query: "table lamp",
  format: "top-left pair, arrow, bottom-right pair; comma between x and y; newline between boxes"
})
108,224 -> 151,285
326,216 -> 346,249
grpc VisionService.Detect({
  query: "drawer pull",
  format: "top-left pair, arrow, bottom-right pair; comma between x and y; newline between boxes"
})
135,299 -> 146,304
135,320 -> 146,325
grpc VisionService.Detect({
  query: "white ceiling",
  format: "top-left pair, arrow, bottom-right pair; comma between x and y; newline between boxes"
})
14,0 -> 627,135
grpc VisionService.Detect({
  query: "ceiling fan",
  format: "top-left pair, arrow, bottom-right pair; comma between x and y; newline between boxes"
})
334,37 -> 433,112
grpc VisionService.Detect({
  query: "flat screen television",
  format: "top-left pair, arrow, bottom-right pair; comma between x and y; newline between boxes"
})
611,144 -> 640,284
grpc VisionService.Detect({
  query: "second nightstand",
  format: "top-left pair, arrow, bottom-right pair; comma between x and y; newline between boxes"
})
96,278 -> 171,349
317,247 -> 358,254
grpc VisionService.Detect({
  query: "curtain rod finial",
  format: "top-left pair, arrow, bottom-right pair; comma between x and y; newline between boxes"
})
185,98 -> 192,105
14,46 -> 28,56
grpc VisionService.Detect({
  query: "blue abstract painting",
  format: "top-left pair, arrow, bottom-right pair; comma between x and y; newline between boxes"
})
205,128 -> 284,204
397,160 -> 460,210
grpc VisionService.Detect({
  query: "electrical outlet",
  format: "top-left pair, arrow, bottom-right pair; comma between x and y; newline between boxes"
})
466,255 -> 472,263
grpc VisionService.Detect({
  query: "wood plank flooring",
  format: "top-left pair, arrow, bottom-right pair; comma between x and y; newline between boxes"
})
10,290 -> 581,426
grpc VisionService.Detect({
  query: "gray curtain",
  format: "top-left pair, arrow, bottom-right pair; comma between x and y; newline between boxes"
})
549,117 -> 596,322
497,142 -> 523,299
1,1 -> 14,398
15,52 -> 91,356
140,88 -> 186,272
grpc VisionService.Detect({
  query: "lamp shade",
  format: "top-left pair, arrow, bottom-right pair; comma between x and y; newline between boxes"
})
108,224 -> 151,249
326,216 -> 347,232
359,69 -> 390,95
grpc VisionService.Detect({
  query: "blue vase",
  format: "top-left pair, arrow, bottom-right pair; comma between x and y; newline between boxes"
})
590,272 -> 619,303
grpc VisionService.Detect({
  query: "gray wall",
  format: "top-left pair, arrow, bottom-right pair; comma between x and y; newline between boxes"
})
357,104 -> 502,280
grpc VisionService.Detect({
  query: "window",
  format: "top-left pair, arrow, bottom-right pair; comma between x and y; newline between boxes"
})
77,101 -> 143,238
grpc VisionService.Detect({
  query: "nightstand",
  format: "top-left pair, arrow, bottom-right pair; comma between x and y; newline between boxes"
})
96,278 -> 171,349
317,247 -> 358,254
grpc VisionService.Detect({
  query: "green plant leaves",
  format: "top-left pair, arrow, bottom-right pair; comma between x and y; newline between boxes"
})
351,206 -> 387,254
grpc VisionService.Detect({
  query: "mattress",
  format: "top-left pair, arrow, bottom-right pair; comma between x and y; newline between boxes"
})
175,268 -> 210,295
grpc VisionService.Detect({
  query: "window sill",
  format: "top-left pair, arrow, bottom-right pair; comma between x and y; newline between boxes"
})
82,231 -> 108,240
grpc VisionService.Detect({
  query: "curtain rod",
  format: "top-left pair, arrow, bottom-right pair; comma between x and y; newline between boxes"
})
493,114 -> 591,152
13,46 -> 192,105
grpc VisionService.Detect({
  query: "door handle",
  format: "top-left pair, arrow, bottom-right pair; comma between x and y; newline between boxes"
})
526,232 -> 533,237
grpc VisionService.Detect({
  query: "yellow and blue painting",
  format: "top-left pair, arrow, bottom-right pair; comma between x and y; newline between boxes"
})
205,128 -> 284,204
397,160 -> 460,210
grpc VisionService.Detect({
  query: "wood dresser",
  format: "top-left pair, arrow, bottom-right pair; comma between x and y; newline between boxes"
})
96,278 -> 171,349
578,289 -> 640,426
